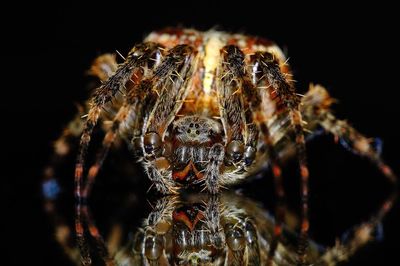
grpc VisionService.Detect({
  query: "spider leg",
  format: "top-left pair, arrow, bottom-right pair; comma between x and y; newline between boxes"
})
88,54 -> 118,82
300,84 -> 398,264
247,53 -> 290,266
254,51 -> 310,264
301,84 -> 397,188
82,45 -> 195,200
81,74 -> 154,199
81,104 -> 130,199
75,42 -> 160,196
45,53 -> 118,200
320,111 -> 396,185
140,44 -> 196,194
222,200 -> 261,265
81,205 -> 115,266
144,44 -> 196,137
317,201 -> 395,264
80,54 -> 132,199
219,45 -> 290,263
74,43 -> 161,264
217,45 -> 247,147
42,110 -> 85,264
43,167 -> 80,264
78,104 -> 139,265
42,54 -> 118,265
202,195 -> 224,248
140,196 -> 176,264
210,45 -> 258,193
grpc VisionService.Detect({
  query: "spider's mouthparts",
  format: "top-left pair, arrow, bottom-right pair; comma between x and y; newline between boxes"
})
172,160 -> 204,183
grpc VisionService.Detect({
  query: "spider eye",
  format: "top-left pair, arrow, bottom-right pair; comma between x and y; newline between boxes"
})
244,146 -> 256,166
226,140 -> 244,163
144,234 -> 164,260
144,132 -> 162,155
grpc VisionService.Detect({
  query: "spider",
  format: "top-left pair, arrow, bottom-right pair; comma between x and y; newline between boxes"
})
43,28 -> 397,265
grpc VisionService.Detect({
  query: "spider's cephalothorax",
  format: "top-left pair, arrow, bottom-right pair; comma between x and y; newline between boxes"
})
43,28 -> 397,265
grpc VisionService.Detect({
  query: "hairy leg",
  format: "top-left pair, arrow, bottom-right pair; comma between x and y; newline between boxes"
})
316,90 -> 398,224
43,54 -> 118,265
301,84 -> 398,264
221,198 -> 261,265
206,45 -> 252,192
254,52 -> 311,264
81,205 -> 115,266
219,44 -> 292,263
142,197 -> 175,264
203,143 -> 225,193
75,42 -> 160,199
217,45 -> 247,153
301,84 -> 397,186
141,44 -> 196,194
74,43 -> 161,265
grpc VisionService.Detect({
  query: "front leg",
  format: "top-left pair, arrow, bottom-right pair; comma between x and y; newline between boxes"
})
221,207 -> 261,265
204,45 -> 259,194
202,194 -> 224,248
217,44 -> 289,264
217,45 -> 258,169
134,196 -> 176,264
204,143 -> 225,194
141,44 -> 196,194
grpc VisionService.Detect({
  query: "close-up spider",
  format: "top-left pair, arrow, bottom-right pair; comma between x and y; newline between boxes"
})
3,3 -> 399,266
40,28 -> 397,265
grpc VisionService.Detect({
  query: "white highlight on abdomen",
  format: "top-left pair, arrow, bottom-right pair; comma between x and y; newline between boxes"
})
203,33 -> 225,94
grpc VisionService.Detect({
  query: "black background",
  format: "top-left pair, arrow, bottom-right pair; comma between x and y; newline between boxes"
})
3,2 -> 400,265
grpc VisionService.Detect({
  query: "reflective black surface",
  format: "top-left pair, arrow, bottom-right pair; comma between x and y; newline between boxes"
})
42,182 -> 398,265
4,2 -> 400,265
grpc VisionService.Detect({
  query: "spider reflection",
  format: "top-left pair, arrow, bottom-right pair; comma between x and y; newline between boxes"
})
44,189 -> 390,266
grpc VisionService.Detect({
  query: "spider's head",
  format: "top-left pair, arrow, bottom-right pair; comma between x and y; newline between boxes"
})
169,116 -> 223,184
141,115 -> 257,188
141,116 -> 224,185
